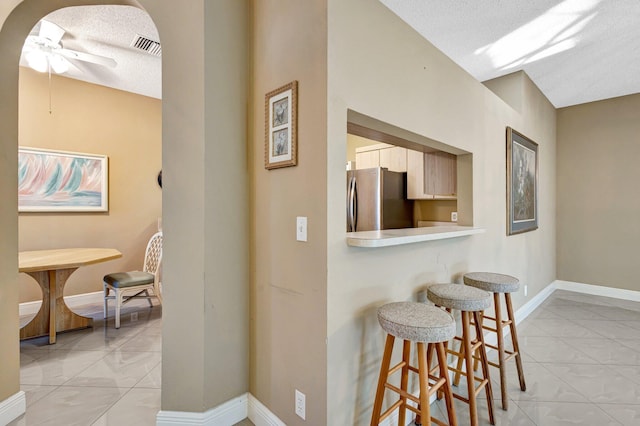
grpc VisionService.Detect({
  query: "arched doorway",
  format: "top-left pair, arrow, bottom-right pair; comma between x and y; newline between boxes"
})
0,1 -> 249,424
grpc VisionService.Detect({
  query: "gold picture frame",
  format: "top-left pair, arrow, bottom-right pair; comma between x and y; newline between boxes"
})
506,127 -> 538,235
265,81 -> 298,169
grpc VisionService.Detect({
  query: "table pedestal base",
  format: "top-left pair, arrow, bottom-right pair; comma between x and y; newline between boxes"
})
20,268 -> 93,344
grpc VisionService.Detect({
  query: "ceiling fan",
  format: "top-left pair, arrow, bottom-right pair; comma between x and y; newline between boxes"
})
22,19 -> 117,74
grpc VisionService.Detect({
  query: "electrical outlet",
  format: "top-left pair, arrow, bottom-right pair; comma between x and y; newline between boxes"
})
451,211 -> 458,222
296,217 -> 308,242
131,312 -> 138,322
524,285 -> 528,297
295,389 -> 306,420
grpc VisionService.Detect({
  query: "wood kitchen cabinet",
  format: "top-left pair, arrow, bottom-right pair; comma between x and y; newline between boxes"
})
355,148 -> 380,169
407,149 -> 457,199
355,143 -> 407,172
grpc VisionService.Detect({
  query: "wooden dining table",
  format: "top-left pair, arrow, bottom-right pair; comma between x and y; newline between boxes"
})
19,247 -> 122,344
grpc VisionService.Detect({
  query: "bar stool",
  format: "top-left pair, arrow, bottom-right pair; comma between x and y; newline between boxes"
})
463,272 -> 526,410
427,284 -> 495,426
371,302 -> 458,426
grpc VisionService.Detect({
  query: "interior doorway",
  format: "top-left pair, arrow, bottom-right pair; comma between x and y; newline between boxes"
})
1,1 -> 164,423
2,2 -> 250,424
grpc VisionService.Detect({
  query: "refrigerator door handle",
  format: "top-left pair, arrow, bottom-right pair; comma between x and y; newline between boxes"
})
348,176 -> 357,231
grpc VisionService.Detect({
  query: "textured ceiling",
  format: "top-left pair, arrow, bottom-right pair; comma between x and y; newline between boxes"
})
380,0 -> 640,108
21,2 -> 640,107
20,5 -> 161,99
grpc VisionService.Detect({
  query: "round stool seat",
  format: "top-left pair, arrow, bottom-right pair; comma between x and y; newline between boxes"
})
378,302 -> 455,343
427,283 -> 491,312
464,272 -> 520,293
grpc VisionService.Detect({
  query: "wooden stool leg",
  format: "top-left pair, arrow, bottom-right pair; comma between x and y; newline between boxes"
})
417,342 -> 432,426
436,341 -> 457,426
494,293 -> 508,410
371,334 -> 395,426
474,311 -> 495,425
505,293 -> 526,392
461,311 -> 478,426
426,342 -> 445,402
453,339 -> 465,387
399,339 -> 411,426
472,311 -> 483,373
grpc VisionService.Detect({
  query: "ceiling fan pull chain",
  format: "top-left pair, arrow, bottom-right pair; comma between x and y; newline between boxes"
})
48,61 -> 52,114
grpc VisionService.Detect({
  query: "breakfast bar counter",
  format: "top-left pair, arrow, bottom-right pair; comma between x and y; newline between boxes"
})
346,226 -> 484,248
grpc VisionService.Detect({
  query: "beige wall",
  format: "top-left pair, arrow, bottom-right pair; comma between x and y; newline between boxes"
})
1,0 -> 249,417
250,1 -> 328,424
0,0 -> 21,405
326,0 -> 556,423
557,94 -> 640,291
12,1 -> 628,424
18,68 -> 161,303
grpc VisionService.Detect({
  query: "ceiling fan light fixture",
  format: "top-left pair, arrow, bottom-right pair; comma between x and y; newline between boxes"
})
25,50 -> 48,73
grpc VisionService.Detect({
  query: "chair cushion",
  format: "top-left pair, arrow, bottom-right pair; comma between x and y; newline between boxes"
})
104,271 -> 154,288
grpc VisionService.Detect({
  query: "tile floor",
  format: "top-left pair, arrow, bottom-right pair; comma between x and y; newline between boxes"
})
10,300 -> 254,426
9,289 -> 640,425
429,290 -> 640,425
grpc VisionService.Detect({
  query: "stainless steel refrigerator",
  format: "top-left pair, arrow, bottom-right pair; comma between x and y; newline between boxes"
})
346,167 -> 414,232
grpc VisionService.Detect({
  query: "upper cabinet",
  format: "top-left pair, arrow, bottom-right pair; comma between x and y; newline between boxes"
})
355,143 -> 407,172
407,150 -> 457,200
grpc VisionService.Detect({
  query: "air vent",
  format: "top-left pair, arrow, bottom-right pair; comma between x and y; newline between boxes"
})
131,34 -> 162,57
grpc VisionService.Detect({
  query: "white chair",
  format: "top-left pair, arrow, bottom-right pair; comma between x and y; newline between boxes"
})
103,231 -> 163,328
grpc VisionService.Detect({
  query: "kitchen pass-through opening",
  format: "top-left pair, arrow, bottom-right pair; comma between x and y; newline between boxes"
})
346,110 -> 473,233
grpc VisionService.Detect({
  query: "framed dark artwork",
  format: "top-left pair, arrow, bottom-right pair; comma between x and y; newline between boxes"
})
506,127 -> 538,235
265,80 -> 298,169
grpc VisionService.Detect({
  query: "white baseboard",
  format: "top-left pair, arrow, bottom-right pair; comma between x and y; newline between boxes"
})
481,278 -> 640,349
156,393 -> 248,426
515,281 -> 557,324
19,291 -> 104,317
155,392 -> 289,426
247,394 -> 286,426
0,391 -> 26,425
555,280 -> 640,302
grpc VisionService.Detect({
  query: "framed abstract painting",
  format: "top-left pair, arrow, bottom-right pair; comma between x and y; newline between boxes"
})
18,147 -> 109,212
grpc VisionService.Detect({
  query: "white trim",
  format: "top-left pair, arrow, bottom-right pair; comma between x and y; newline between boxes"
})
515,281 -> 557,324
19,291 -> 104,317
154,393 -> 290,426
156,393 -> 247,426
555,279 -> 640,302
247,394 -> 286,426
0,391 -> 26,425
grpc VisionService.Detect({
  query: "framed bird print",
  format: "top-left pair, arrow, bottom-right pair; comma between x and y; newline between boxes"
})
265,80 -> 298,169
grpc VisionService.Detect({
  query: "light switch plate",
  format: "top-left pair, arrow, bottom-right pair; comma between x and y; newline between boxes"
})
296,217 -> 307,242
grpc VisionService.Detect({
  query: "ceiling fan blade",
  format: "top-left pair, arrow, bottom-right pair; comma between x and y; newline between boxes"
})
39,20 -> 65,44
58,48 -> 117,68
22,37 -> 39,52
